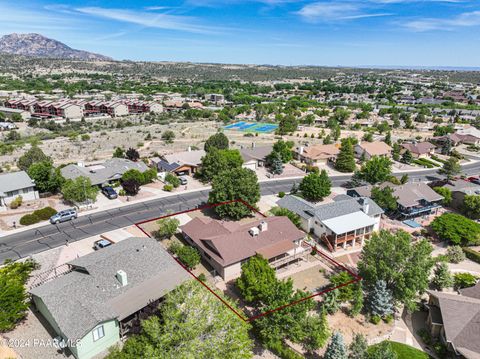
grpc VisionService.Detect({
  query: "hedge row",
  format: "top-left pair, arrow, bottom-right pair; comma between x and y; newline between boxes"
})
19,207 -> 57,226
463,247 -> 480,264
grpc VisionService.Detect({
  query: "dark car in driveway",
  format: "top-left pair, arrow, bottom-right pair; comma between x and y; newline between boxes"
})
101,186 -> 118,199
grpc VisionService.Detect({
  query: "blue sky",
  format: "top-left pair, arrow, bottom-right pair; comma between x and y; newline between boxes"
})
1,0 -> 479,67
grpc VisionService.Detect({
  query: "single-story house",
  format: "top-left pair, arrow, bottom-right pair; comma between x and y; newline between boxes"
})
354,141 -> 392,160
180,216 -> 306,281
240,145 -> 273,171
348,182 -> 443,219
442,179 -> 480,209
30,237 -> 189,359
294,144 -> 340,165
426,282 -> 480,358
0,171 -> 39,210
60,158 -> 149,186
277,194 -> 383,252
400,142 -> 436,159
432,131 -> 480,147
155,149 -> 205,176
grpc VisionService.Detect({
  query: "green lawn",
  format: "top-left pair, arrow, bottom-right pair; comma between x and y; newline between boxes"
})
370,341 -> 430,359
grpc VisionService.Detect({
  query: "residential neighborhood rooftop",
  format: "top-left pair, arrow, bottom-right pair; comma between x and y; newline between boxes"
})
60,158 -> 149,186
180,216 -> 304,266
30,237 -> 189,341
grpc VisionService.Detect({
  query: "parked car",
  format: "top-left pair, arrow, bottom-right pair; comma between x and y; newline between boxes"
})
93,239 -> 113,250
49,209 -> 77,224
179,176 -> 188,185
101,186 -> 118,199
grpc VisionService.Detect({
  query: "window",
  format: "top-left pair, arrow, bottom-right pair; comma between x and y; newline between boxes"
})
92,325 -> 105,342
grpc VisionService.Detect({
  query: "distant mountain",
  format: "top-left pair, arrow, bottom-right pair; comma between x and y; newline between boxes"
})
0,33 -> 112,61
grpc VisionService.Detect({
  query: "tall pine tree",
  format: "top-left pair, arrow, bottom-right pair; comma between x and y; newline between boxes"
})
335,139 -> 356,173
324,331 -> 347,359
348,333 -> 368,359
367,280 -> 394,317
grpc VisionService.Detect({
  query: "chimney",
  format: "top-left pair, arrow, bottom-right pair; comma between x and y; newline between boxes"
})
361,198 -> 370,214
258,221 -> 268,232
116,270 -> 128,287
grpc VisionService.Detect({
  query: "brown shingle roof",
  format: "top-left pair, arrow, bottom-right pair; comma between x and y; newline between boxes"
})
181,216 -> 304,266
401,142 -> 436,155
358,141 -> 392,156
298,144 -> 340,161
429,287 -> 480,358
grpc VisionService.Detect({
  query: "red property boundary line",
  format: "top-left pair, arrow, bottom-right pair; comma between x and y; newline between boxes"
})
134,198 -> 361,322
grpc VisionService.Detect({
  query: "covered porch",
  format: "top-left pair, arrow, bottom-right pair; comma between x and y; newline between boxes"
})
320,211 -> 377,252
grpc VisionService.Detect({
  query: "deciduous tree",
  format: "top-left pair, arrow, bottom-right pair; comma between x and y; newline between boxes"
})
61,176 -> 98,203
354,156 -> 392,185
108,281 -> 253,359
358,230 -> 434,311
208,167 -> 260,219
299,170 -> 331,201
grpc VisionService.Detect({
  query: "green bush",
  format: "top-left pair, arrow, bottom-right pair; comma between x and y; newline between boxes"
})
165,173 -> 180,188
463,247 -> 480,264
32,207 -> 57,221
278,191 -> 285,198
454,272 -> 478,289
118,189 -> 126,196
370,314 -> 381,324
197,273 -> 207,282
264,339 -> 303,359
163,184 -> 174,192
9,196 -> 23,209
19,214 -> 41,226
416,328 -> 432,345
384,313 -> 394,324
171,245 -> 201,270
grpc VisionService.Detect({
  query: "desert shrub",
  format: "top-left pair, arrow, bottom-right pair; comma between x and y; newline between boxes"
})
446,245 -> 466,263
32,207 -> 57,221
384,314 -> 394,324
19,214 -> 40,226
9,196 -> 23,209
163,184 -> 174,192
197,273 -> 207,282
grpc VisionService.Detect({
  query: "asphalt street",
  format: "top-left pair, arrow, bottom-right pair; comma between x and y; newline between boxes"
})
1,161 -> 480,263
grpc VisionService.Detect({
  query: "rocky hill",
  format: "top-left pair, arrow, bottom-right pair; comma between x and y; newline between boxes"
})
0,33 -> 112,61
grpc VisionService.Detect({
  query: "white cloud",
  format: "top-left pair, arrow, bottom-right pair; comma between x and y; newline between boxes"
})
75,7 -> 225,34
403,10 -> 480,31
297,2 -> 391,21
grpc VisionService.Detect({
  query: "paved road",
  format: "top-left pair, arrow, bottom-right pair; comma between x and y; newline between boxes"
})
1,162 -> 480,263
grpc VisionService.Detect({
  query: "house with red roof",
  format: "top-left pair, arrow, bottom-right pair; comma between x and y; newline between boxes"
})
180,216 -> 306,281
